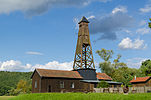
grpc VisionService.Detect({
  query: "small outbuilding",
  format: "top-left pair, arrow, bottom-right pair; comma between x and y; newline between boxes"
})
130,76 -> 151,87
31,68 -> 98,93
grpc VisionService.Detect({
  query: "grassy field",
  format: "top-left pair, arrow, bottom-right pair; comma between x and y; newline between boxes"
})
9,93 -> 151,100
0,96 -> 15,100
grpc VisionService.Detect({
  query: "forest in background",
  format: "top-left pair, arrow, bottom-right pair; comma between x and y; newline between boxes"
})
0,71 -> 32,96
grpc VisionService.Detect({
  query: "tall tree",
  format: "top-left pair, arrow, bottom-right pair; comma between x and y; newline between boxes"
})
96,48 -> 141,85
96,48 -> 113,61
113,54 -> 127,69
140,59 -> 151,76
96,49 -> 114,76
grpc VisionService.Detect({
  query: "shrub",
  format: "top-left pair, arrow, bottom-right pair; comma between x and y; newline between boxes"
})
97,81 -> 109,88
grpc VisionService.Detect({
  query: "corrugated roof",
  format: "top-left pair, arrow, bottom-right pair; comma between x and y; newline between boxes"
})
80,80 -> 122,84
36,69 -> 83,79
80,80 -> 100,83
96,73 -> 112,81
106,81 -> 122,84
130,76 -> 151,83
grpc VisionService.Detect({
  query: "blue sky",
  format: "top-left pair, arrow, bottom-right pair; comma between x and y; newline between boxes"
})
0,0 -> 151,72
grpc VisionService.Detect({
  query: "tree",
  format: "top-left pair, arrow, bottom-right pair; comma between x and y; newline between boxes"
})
8,80 -> 31,96
96,48 -> 141,85
111,67 -> 137,85
96,49 -> 114,76
96,48 -> 113,61
97,81 -> 109,88
140,59 -> 151,76
0,71 -> 32,96
113,54 -> 127,69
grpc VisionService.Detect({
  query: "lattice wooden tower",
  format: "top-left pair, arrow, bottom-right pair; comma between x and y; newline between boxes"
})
73,16 -> 95,70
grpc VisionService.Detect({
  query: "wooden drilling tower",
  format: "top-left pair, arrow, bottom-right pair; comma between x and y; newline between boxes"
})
73,16 -> 95,70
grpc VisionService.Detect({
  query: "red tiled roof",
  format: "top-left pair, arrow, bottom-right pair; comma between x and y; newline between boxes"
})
130,76 -> 151,83
96,73 -> 112,81
36,69 -> 83,79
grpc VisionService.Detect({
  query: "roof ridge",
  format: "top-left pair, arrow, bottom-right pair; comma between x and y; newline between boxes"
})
35,69 -> 83,79
36,68 -> 76,72
130,76 -> 151,83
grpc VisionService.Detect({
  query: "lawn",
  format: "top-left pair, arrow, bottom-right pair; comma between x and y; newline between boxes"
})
0,96 -> 15,100
9,93 -> 151,100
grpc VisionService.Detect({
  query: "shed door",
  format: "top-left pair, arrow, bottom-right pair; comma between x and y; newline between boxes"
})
48,85 -> 51,92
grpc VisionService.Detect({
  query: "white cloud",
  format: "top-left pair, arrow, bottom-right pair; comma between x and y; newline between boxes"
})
0,60 -> 100,72
118,37 -> 147,50
0,0 -> 111,16
0,60 -> 32,72
126,57 -> 148,68
26,51 -> 43,55
31,61 -> 73,71
112,6 -> 127,14
124,29 -> 132,35
87,15 -> 95,19
140,5 -> 151,13
0,60 -> 73,72
136,27 -> 151,35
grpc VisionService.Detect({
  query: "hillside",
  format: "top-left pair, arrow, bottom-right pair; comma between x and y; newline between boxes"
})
0,71 -> 32,96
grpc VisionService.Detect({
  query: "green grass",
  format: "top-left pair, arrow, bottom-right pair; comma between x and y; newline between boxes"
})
9,93 -> 151,100
0,96 -> 15,100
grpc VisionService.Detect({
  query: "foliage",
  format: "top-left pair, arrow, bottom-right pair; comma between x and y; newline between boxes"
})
99,61 -> 113,76
96,49 -> 113,61
8,88 -> 22,96
0,71 -> 32,96
121,84 -> 124,87
140,59 -> 151,76
96,49 -> 114,76
97,81 -> 109,88
111,67 -> 140,85
8,80 -> 32,96
10,93 -> 151,100
148,18 -> 151,28
16,80 -> 31,93
96,48 -> 143,85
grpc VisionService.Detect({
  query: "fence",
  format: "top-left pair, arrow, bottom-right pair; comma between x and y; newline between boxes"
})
94,87 -> 151,93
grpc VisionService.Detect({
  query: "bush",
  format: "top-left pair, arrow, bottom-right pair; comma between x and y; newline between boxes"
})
97,81 -> 109,88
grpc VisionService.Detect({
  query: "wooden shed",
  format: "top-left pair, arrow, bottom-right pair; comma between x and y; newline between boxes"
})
31,69 -> 96,93
130,76 -> 151,87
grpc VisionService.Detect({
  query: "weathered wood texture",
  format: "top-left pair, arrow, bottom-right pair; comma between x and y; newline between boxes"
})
32,71 -> 94,93
32,71 -> 41,93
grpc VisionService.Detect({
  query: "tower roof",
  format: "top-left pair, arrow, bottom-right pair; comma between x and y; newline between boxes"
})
78,16 -> 89,24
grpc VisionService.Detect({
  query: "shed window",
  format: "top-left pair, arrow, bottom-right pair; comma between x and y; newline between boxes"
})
71,82 -> 74,88
60,81 -> 64,88
35,81 -> 37,88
